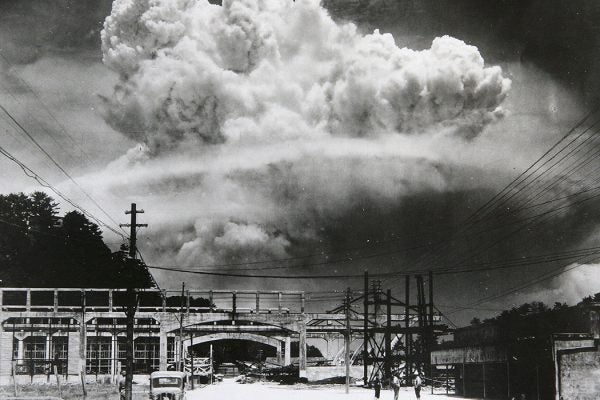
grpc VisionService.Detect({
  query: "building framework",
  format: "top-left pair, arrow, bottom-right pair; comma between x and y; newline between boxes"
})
0,287 -> 404,384
0,281 -> 447,385
301,272 -> 449,386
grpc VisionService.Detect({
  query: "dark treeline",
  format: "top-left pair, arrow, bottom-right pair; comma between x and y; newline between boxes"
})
469,294 -> 600,338
0,191 -> 153,288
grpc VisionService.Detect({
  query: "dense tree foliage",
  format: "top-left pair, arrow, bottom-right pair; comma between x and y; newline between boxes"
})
580,292 -> 600,305
466,297 -> 593,340
0,191 -> 153,288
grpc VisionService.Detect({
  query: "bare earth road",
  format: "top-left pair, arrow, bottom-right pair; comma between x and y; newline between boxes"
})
186,379 -> 467,400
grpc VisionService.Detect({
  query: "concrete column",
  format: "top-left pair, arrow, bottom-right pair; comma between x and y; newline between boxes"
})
17,339 -> 24,360
299,324 -> 307,378
0,332 -> 14,376
256,293 -> 260,313
284,336 -> 291,366
68,325 -> 81,375
110,333 -> 117,376
276,342 -> 282,365
45,334 -> 52,360
159,329 -> 168,371
79,318 -> 87,375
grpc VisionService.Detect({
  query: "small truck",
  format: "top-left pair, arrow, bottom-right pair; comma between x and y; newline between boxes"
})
149,371 -> 188,400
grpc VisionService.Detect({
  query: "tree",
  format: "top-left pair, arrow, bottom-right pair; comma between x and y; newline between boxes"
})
579,292 -> 600,305
0,192 -> 154,288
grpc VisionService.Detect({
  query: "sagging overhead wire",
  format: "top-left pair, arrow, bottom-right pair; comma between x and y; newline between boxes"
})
0,144 -> 127,239
384,108 -> 600,287
446,253 -> 600,315
0,103 -> 127,238
146,245 -> 600,279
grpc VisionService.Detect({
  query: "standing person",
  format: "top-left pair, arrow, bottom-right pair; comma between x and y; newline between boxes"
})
373,376 -> 382,400
117,370 -> 126,399
413,373 -> 422,400
391,371 -> 400,400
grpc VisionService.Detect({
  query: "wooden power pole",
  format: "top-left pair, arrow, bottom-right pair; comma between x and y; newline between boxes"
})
119,203 -> 147,400
345,287 -> 352,394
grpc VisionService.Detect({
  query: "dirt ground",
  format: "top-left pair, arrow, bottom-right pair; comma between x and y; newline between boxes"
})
0,383 -> 148,400
187,379 -> 465,400
0,379 -> 467,400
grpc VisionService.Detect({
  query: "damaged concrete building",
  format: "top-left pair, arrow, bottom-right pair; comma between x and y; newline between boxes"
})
431,303 -> 600,400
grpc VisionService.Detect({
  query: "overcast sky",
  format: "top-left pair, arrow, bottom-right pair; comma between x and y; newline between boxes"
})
1,0 -> 599,326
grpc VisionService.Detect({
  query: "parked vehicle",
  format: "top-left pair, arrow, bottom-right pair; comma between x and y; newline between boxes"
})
149,371 -> 187,400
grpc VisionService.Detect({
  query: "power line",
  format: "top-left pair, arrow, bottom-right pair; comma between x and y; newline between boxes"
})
146,245 -> 600,279
462,108 -> 599,224
0,144 -> 126,239
0,50 -> 97,165
0,104 -> 127,238
447,253 -> 600,314
383,112 -> 600,287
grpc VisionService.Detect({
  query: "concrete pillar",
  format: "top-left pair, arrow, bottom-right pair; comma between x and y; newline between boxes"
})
68,327 -> 81,375
17,339 -> 24,360
276,342 -> 282,365
110,333 -> 118,376
0,332 -> 14,377
299,324 -> 307,378
159,329 -> 168,371
79,318 -> 87,375
284,336 -> 291,366
45,334 -> 52,361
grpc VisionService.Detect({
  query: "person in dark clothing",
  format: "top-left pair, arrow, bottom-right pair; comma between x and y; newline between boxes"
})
118,370 -> 126,399
413,373 -> 422,399
391,372 -> 400,400
372,376 -> 381,399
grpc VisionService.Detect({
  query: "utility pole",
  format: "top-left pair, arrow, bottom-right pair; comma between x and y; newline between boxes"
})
120,203 -> 148,258
345,287 -> 351,394
179,282 -> 185,372
363,271 -> 369,387
119,203 -> 148,400
405,275 -> 411,385
428,271 -> 434,395
384,289 -> 392,383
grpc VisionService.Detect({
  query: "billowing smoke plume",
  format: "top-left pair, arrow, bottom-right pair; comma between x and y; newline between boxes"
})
98,0 -> 511,271
101,0 -> 509,148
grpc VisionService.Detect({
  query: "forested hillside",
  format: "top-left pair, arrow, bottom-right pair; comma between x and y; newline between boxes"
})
0,191 -> 153,288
